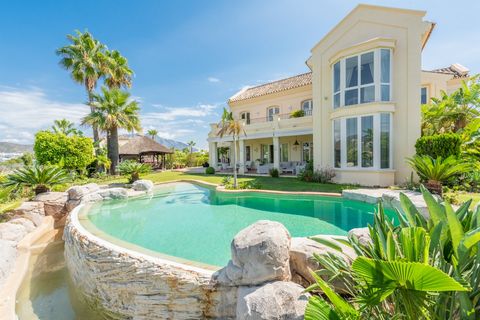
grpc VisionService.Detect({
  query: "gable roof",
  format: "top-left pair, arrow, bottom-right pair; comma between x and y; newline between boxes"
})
229,72 -> 312,103
119,135 -> 173,155
428,64 -> 470,79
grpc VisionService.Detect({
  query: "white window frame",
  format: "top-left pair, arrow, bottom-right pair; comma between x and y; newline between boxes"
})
331,113 -> 393,170
267,106 -> 280,122
420,86 -> 429,105
240,111 -> 251,125
332,48 -> 392,109
301,99 -> 313,116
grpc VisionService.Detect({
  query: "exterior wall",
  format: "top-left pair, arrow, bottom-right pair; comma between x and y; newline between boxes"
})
309,5 -> 427,186
421,71 -> 460,101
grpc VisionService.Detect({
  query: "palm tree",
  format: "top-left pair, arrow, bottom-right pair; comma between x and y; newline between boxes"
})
104,49 -> 133,89
147,129 -> 158,140
51,119 -> 82,136
1,165 -> 70,195
187,140 -> 196,154
82,87 -> 141,173
216,108 -> 245,188
56,30 -> 106,148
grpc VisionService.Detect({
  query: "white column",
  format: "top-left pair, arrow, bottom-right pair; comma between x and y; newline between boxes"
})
273,136 -> 280,170
239,139 -> 245,174
209,141 -> 217,168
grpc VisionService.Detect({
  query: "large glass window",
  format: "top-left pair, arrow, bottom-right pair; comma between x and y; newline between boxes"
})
421,87 -> 428,104
267,106 -> 280,122
334,120 -> 341,168
302,142 -> 313,162
332,48 -> 392,108
361,116 -> 373,167
301,100 -> 313,115
260,144 -> 270,163
346,118 -> 358,167
280,143 -> 289,162
245,146 -> 251,162
380,113 -> 390,169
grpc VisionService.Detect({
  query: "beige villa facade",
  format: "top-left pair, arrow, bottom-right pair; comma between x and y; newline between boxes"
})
207,4 -> 469,186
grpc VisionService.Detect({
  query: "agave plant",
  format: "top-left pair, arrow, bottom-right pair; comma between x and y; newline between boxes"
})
406,155 -> 470,194
1,165 -> 70,195
117,160 -> 151,183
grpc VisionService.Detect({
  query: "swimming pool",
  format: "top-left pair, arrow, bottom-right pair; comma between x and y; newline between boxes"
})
80,182 -> 392,267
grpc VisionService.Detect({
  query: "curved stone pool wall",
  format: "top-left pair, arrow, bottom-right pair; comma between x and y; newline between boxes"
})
64,205 -> 236,319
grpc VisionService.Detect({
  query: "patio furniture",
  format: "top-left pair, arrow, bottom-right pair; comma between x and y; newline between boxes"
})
257,163 -> 273,174
280,162 -> 295,174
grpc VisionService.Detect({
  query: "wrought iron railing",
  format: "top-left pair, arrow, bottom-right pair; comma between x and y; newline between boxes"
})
244,110 -> 312,125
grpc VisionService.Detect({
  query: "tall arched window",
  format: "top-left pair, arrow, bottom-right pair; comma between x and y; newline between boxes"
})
301,99 -> 313,116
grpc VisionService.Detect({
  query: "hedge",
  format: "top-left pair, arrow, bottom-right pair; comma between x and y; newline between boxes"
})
415,133 -> 462,159
34,130 -> 95,171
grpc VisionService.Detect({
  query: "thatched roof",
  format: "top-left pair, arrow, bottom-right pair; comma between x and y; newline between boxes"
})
119,135 -> 173,155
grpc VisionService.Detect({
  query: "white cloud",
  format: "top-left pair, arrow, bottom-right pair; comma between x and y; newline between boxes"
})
208,77 -> 220,83
143,104 -> 217,121
0,86 -> 88,144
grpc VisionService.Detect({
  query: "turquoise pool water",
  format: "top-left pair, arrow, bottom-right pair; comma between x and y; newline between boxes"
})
82,182 -> 392,267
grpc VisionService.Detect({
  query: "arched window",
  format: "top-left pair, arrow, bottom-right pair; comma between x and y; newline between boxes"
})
301,99 -> 313,116
267,106 -> 280,122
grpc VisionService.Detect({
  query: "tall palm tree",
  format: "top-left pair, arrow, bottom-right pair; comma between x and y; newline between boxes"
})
187,140 -> 196,154
104,50 -> 133,89
82,87 -> 141,173
217,108 -> 245,188
147,129 -> 158,140
51,119 -> 82,136
56,30 -> 106,148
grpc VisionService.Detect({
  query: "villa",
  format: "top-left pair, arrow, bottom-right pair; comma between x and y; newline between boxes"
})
207,4 -> 470,186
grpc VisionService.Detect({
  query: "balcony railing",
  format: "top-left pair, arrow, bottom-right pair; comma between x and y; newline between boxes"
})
244,110 -> 312,125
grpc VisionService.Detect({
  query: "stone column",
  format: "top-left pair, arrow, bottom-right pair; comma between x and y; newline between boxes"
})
273,136 -> 280,170
209,141 -> 217,168
239,139 -> 245,174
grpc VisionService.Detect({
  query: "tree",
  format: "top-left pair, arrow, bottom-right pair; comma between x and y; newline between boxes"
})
216,108 -> 245,188
104,49 -> 133,89
51,119 -> 83,136
82,87 -> 141,173
187,140 -> 196,154
1,165 -> 70,195
147,129 -> 158,140
56,30 -> 106,149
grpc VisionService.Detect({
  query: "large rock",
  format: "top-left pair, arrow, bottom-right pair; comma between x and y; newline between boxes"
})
11,201 -> 45,226
236,281 -> 309,320
215,220 -> 291,286
290,237 -> 356,288
67,183 -> 100,200
132,180 -> 154,192
0,223 -> 27,242
348,228 -> 371,247
0,239 -> 17,287
98,188 -> 129,200
35,192 -> 68,220
9,217 -> 36,233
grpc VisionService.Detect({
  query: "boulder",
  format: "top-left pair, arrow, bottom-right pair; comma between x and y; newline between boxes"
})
98,188 -> 129,200
0,239 -> 17,287
80,192 -> 104,203
67,183 -> 100,201
348,228 -> 371,247
132,180 -> 154,192
9,217 -> 36,233
236,281 -> 309,320
215,220 -> 291,286
0,222 -> 27,242
11,201 -> 45,226
289,237 -> 356,287
34,192 -> 68,220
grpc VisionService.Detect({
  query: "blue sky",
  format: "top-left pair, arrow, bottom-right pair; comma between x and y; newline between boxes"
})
0,0 -> 478,149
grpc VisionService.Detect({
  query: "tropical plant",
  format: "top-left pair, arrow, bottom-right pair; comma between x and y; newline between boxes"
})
51,119 -> 83,136
147,129 -> 158,140
406,155 -> 470,194
56,30 -> 106,147
269,168 -> 279,178
34,130 -> 95,172
117,160 -> 151,183
305,188 -> 475,319
82,87 -> 141,173
290,109 -> 305,118
216,108 -> 245,188
96,153 -> 111,174
187,140 -> 196,154
103,49 -> 133,89
1,165 -> 70,195
415,133 -> 462,159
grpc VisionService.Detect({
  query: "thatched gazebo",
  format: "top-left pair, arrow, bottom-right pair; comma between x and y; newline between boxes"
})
118,135 -> 173,169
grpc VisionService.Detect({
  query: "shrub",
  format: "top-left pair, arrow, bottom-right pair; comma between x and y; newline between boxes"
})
415,133 -> 462,159
269,168 -> 279,178
290,109 -> 305,118
238,180 -> 261,189
312,167 -> 336,183
205,167 -> 215,174
117,160 -> 152,183
1,165 -> 70,195
34,131 -> 95,172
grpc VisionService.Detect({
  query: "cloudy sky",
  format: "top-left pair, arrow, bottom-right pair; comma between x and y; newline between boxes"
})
0,0 -> 478,149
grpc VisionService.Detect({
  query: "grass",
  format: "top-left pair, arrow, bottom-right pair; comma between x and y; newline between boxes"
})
446,191 -> 480,209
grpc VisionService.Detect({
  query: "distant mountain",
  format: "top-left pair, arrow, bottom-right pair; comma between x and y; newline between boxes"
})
154,137 -> 196,151
0,142 -> 32,153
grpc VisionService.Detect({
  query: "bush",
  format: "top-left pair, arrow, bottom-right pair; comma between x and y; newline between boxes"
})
34,131 -> 95,172
298,161 -> 336,184
415,133 -> 462,159
290,109 -> 305,118
117,160 -> 152,183
269,168 -> 279,178
205,167 -> 215,174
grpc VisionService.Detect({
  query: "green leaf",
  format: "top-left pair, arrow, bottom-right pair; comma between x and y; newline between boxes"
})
305,296 -> 341,320
445,201 -> 465,257
420,185 -> 446,225
400,192 -> 426,227
309,236 -> 342,252
352,257 -> 468,292
461,227 -> 480,249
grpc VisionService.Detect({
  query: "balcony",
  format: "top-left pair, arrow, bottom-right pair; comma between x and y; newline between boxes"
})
245,109 -> 312,125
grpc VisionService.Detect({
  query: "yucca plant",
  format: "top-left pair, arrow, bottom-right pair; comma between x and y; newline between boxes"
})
406,155 -> 470,195
117,160 -> 151,183
1,165 -> 70,195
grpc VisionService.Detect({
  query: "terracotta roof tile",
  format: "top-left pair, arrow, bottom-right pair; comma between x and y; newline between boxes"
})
229,72 -> 312,103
